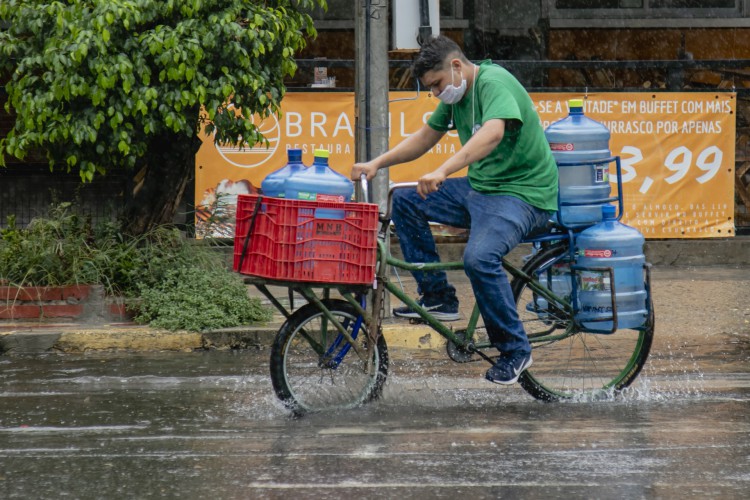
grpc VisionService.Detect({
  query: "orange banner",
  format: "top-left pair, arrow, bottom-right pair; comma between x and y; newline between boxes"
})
195,91 -> 736,239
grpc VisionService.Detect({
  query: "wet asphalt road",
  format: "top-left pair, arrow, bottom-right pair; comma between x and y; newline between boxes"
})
1,266 -> 750,499
1,349 -> 749,499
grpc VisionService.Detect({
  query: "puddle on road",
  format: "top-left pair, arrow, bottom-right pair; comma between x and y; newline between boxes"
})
228,361 -> 750,422
203,347 -> 750,419
2,350 -> 748,423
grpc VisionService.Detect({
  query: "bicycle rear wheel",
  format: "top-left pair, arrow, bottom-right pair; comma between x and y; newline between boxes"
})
270,299 -> 388,414
513,243 -> 654,401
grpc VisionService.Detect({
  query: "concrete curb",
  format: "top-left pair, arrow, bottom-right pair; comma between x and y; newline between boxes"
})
0,326 -> 204,354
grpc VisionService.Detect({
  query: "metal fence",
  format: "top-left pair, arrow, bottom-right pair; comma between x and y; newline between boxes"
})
0,165 -> 128,228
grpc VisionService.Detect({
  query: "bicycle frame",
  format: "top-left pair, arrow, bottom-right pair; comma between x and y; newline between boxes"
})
258,157 -> 655,408
374,236 -> 578,352
253,223 -> 645,367
252,155 -> 640,361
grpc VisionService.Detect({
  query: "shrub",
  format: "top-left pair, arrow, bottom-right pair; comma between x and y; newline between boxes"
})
0,203 -> 272,330
0,204 -> 100,286
135,266 -> 272,331
93,223 -> 221,298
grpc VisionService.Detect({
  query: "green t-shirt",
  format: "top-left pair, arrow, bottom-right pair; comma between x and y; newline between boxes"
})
427,60 -> 558,212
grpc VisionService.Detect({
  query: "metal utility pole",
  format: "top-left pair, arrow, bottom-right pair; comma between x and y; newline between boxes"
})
355,0 -> 390,312
355,0 -> 389,209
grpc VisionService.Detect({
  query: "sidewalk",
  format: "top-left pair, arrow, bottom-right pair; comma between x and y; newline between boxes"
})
2,238 -> 749,354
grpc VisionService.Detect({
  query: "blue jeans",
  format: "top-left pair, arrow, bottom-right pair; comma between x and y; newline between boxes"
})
391,177 -> 551,354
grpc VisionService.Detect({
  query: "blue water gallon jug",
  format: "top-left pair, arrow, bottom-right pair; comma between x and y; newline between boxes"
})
284,149 -> 353,219
527,257 -> 573,320
261,148 -> 306,198
545,99 -> 612,227
574,205 -> 648,332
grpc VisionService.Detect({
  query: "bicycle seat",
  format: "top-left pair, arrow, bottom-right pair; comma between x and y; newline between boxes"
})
522,220 -> 566,243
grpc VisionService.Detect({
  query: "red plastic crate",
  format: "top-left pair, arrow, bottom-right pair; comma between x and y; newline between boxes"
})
233,194 -> 379,285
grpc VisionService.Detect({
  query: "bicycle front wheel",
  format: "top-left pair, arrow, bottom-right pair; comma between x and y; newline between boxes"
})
513,244 -> 654,401
270,299 -> 388,414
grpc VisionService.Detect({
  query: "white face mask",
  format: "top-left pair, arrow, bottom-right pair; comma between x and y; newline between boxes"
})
436,67 -> 466,105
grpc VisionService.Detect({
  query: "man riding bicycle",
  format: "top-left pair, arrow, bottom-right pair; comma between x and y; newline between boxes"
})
351,36 -> 558,385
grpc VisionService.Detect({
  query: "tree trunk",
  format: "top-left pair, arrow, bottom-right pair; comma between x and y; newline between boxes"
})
122,131 -> 203,236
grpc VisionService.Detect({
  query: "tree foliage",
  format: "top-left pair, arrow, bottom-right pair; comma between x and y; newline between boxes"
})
0,0 -> 324,182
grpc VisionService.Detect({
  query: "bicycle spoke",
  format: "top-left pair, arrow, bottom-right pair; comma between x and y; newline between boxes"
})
513,244 -> 653,401
270,300 -> 388,414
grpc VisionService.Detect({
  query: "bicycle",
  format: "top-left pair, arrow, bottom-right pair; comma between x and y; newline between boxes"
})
235,157 -> 655,414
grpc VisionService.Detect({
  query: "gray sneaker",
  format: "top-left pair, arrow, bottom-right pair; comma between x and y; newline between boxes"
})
485,351 -> 533,385
392,297 -> 460,321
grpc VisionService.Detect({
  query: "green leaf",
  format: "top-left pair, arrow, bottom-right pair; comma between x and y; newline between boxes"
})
0,0 -> 319,185
81,166 -> 94,183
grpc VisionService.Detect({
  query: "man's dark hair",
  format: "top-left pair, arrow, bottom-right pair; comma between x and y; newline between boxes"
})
412,35 -> 467,79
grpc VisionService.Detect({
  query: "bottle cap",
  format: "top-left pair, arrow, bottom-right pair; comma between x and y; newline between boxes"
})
569,99 -> 584,115
313,149 -> 330,159
602,204 -> 616,220
287,148 -> 302,161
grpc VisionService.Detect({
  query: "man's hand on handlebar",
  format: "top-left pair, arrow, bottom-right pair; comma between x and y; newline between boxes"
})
417,170 -> 447,199
351,160 -> 447,200
351,161 -> 379,181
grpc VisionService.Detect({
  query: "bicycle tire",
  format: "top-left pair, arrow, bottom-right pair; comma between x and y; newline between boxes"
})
513,243 -> 654,401
269,299 -> 389,414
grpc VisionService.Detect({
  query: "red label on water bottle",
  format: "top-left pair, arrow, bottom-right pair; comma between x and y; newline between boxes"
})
316,194 -> 345,203
549,142 -> 574,151
583,249 -> 613,258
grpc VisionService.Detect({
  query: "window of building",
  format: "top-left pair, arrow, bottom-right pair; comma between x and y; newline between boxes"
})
556,0 -> 736,8
548,0 -> 746,26
311,1 -> 467,30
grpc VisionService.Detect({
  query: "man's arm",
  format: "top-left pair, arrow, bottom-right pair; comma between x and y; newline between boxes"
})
351,125 -> 445,180
417,118 -> 506,197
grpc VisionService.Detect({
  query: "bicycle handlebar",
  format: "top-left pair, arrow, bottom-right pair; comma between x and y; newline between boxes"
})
358,175 -> 417,220
385,182 -> 417,220
359,174 -> 369,204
